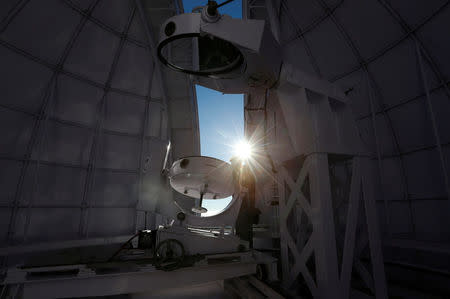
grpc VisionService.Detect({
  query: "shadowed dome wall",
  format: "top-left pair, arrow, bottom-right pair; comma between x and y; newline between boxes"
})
244,0 -> 450,293
246,0 -> 450,241
0,0 -> 199,249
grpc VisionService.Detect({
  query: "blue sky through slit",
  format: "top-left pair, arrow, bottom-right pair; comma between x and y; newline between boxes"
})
182,0 -> 243,216
182,0 -> 242,18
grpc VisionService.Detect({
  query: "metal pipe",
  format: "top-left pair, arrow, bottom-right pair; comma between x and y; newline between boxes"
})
217,0 -> 235,9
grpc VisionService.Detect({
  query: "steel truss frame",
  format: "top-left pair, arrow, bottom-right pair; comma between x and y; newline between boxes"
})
278,155 -> 387,298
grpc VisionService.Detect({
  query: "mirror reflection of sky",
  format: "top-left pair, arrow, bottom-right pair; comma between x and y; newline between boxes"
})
182,0 -> 243,216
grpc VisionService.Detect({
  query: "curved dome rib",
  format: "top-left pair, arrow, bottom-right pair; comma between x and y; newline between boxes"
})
0,0 -> 194,248
267,0 -> 450,241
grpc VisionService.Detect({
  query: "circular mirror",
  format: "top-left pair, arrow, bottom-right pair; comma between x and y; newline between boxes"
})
158,34 -> 244,76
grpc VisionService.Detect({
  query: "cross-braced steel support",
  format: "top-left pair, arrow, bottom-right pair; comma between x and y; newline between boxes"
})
278,155 -> 387,298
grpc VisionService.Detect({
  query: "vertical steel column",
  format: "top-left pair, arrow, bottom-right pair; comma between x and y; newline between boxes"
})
189,81 -> 201,154
264,0 -> 281,42
340,157 -> 361,299
415,41 -> 450,205
242,0 -> 249,20
361,158 -> 388,299
308,153 -> 341,299
278,175 -> 290,286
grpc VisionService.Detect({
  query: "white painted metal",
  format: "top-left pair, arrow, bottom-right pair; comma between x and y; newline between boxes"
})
309,153 -> 341,299
158,225 -> 241,255
169,156 -> 233,200
361,158 -> 388,299
140,0 -> 201,219
340,157 -> 362,299
157,9 -> 282,93
155,6 -> 388,298
7,0 -> 450,297
264,0 -> 281,43
277,154 -> 388,298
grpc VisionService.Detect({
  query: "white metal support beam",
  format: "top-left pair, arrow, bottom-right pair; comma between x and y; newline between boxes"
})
361,158 -> 388,299
278,155 -> 388,298
264,0 -> 281,42
309,153 -> 341,299
340,157 -> 361,299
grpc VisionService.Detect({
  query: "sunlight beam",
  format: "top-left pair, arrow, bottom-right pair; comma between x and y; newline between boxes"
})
233,139 -> 253,162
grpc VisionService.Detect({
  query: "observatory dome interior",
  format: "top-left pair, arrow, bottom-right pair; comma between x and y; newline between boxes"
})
1,0 -> 450,298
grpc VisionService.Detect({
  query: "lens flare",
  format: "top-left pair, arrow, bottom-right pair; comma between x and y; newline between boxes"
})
233,140 -> 253,161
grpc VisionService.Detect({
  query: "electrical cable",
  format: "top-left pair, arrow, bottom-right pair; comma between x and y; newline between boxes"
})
217,0 -> 235,8
107,232 -> 140,262
206,0 -> 235,15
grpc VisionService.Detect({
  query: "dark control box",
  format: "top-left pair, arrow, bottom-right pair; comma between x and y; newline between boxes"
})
138,230 -> 157,250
